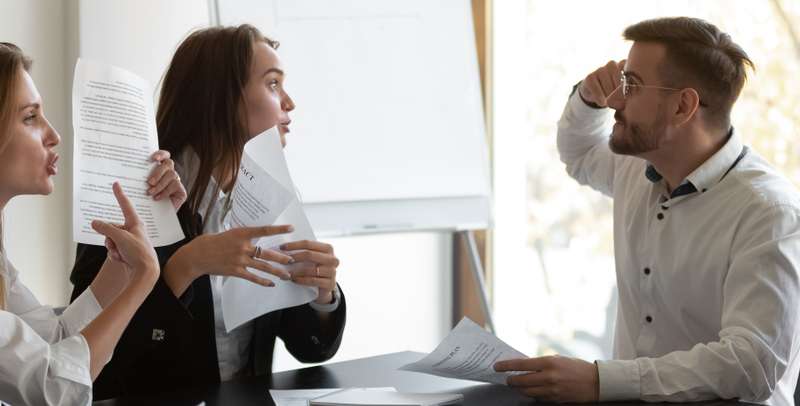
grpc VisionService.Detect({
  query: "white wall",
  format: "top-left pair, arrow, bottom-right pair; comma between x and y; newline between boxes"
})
0,0 -> 72,305
77,0 -> 211,86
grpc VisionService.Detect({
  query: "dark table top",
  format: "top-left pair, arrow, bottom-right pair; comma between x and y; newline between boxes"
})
94,351 -> 743,406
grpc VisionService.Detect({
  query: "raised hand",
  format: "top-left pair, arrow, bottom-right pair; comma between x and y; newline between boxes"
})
578,59 -> 626,108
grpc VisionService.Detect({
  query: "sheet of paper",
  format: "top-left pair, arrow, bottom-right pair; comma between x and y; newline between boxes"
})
227,148 -> 294,230
311,388 -> 463,406
399,317 -> 527,385
222,127 -> 319,332
269,388 -> 395,406
269,389 -> 341,406
72,58 -> 184,246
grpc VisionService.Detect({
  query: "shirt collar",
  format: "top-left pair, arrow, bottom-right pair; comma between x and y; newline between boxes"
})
644,127 -> 743,195
684,128 -> 742,193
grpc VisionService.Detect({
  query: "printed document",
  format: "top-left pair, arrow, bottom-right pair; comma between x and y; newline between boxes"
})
72,59 -> 183,246
399,317 -> 526,385
221,127 -> 319,332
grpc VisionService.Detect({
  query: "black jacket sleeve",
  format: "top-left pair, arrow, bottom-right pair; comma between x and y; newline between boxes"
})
279,285 -> 347,363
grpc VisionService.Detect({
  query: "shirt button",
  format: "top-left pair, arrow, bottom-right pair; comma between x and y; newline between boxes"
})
646,316 -> 653,323
311,336 -> 320,345
657,213 -> 664,220
643,267 -> 651,275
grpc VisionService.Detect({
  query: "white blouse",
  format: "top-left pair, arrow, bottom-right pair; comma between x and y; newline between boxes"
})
0,251 -> 102,406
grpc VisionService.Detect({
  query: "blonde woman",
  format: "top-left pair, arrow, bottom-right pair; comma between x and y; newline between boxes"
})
0,42 -> 185,405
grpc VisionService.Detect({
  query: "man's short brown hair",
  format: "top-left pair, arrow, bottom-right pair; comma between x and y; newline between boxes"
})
623,17 -> 754,130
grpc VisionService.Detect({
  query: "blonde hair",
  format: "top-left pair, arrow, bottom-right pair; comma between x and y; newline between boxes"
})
0,42 -> 32,310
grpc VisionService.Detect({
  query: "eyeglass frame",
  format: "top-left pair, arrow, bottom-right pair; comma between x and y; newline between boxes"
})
618,70 -> 707,107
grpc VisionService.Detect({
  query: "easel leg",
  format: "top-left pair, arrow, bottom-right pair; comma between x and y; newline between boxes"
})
459,230 -> 495,333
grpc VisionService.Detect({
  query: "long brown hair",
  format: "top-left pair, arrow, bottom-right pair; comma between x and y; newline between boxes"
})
156,24 -> 279,234
0,42 -> 33,310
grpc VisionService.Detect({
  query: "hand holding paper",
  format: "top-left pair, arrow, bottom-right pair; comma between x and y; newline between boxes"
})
72,59 -> 183,246
494,354 -> 600,402
399,317 -> 527,385
221,126 -> 321,331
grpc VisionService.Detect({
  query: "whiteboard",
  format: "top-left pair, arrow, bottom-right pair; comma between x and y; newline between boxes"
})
223,0 -> 491,236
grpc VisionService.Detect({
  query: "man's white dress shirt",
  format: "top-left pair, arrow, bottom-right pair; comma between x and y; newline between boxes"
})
0,251 -> 102,406
557,89 -> 800,405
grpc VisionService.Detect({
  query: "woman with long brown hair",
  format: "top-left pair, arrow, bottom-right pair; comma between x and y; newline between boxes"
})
70,24 -> 346,400
0,42 -> 184,405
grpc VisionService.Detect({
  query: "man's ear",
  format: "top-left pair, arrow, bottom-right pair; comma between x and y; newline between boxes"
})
673,88 -> 701,127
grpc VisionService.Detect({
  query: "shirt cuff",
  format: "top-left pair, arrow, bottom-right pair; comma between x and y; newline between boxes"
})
596,359 -> 641,401
309,285 -> 341,313
571,81 -> 604,109
50,334 -> 94,388
568,87 -> 611,121
61,288 -> 102,337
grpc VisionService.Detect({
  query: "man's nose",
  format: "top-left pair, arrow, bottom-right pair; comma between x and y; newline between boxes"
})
606,85 -> 625,111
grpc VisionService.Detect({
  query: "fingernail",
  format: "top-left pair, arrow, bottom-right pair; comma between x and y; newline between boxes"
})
287,258 -> 295,264
287,225 -> 294,232
280,244 -> 288,250
282,273 -> 291,280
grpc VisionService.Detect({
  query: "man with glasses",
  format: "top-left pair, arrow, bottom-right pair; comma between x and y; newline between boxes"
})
494,17 -> 800,405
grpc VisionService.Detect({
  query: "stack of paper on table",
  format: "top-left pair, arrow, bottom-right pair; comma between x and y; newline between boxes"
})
270,388 -> 348,406
269,387 -> 462,406
309,388 -> 463,406
399,317 -> 527,385
269,388 -> 395,406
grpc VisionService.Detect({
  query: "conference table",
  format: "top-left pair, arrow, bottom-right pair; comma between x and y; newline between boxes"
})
94,351 -> 744,405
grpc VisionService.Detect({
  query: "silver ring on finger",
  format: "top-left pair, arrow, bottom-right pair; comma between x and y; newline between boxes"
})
252,245 -> 262,259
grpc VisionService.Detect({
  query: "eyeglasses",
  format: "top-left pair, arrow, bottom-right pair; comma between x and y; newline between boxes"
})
618,70 -> 707,107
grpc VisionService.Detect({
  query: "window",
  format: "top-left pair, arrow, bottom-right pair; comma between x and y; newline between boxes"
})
492,0 -> 800,359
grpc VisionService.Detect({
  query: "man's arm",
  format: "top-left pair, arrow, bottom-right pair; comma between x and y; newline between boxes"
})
496,204 -> 800,403
557,60 -> 629,197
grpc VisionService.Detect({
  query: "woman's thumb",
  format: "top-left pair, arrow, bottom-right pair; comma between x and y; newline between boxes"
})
92,220 -> 127,242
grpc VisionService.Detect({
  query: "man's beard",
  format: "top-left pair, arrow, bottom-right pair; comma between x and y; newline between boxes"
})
608,110 -> 667,156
